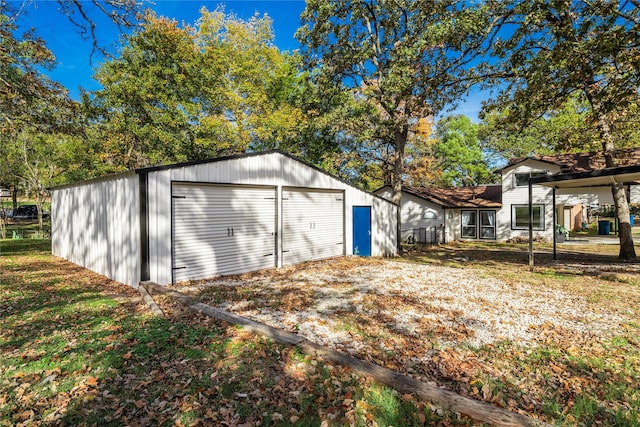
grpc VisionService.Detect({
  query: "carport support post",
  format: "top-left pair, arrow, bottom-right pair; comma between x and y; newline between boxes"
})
552,187 -> 557,261
528,180 -> 534,271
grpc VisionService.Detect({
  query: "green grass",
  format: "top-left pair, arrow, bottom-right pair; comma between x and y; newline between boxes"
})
3,238 -> 638,426
1,219 -> 51,240
0,238 -> 51,255
0,240 -> 458,426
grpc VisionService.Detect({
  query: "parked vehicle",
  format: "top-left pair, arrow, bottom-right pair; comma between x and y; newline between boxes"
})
0,188 -> 9,197
0,209 -> 12,219
13,205 -> 49,220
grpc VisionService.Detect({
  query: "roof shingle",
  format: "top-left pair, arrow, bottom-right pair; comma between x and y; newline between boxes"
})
505,147 -> 640,173
404,185 -> 502,208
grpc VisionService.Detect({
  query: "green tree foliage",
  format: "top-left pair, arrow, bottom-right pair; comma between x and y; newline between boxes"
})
479,93 -> 600,160
11,129 -> 86,236
296,0 -> 495,249
87,9 -> 307,171
433,115 -> 493,187
0,12 -> 70,136
0,1 -> 143,238
87,13 -> 214,170
483,1 -> 640,258
0,9 -> 85,234
197,9 -> 307,154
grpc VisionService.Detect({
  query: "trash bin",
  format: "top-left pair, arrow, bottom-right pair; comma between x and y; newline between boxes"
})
631,215 -> 635,226
598,220 -> 611,235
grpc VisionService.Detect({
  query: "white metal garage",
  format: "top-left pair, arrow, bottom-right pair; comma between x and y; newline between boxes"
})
51,151 -> 398,287
282,188 -> 344,266
172,183 -> 277,282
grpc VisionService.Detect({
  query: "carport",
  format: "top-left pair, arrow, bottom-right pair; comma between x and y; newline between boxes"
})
527,164 -> 640,269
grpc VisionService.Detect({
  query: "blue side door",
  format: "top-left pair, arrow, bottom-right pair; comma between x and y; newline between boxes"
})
352,206 -> 372,256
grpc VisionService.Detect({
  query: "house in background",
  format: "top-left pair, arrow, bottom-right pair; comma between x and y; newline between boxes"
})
376,148 -> 640,243
375,185 -> 502,243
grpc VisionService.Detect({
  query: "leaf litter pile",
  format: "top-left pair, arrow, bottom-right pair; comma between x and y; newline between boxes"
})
1,243 -> 469,426
177,249 -> 640,426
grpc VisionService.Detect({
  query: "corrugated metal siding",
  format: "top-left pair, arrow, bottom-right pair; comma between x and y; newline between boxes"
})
51,173 -> 140,286
146,153 -> 397,284
147,169 -> 172,285
172,183 -> 276,282
282,188 -> 344,265
148,153 -> 396,284
370,197 -> 397,256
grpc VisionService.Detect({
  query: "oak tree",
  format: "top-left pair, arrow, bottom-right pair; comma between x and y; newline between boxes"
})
87,9 -> 307,170
484,0 -> 640,258
296,0 -> 495,250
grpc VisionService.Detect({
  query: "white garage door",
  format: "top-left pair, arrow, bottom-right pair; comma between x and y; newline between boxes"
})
282,188 -> 344,266
172,183 -> 276,282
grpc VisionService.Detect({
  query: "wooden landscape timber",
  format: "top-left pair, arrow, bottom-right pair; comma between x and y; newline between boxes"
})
136,283 -> 165,318
141,281 -> 550,427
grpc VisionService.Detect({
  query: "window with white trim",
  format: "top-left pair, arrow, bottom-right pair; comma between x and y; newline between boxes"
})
461,211 -> 477,238
479,211 -> 496,239
512,204 -> 544,230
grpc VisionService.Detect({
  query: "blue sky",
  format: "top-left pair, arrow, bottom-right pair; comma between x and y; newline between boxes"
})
14,1 -> 306,97
12,0 -> 483,119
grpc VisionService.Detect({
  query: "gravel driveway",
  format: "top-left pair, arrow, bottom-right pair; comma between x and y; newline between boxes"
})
172,254 -> 639,422
175,257 -> 627,356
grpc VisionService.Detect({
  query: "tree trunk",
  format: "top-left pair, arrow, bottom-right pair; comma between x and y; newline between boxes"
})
392,126 -> 408,254
611,183 -> 635,259
601,132 -> 636,259
36,194 -> 45,238
12,188 -> 17,212
0,209 -> 6,239
590,96 -> 636,259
